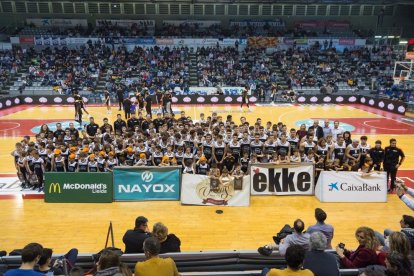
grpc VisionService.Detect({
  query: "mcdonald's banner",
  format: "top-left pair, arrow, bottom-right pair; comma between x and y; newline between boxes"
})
44,173 -> 113,203
180,174 -> 250,206
113,166 -> 181,201
248,37 -> 278,48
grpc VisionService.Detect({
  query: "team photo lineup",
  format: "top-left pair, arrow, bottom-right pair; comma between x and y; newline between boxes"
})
1,1 -> 414,276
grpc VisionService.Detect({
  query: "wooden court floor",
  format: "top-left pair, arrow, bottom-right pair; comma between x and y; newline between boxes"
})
0,103 -> 414,254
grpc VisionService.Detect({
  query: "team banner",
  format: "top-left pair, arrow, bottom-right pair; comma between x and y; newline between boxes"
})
180,174 -> 250,206
113,167 -> 181,201
26,18 -> 88,27
44,173 -> 113,203
250,164 -> 314,195
315,171 -> 387,202
248,37 -> 278,48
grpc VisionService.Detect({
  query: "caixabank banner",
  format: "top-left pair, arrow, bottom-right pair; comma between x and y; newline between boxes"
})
113,167 -> 181,201
250,164 -> 314,195
44,173 -> 113,203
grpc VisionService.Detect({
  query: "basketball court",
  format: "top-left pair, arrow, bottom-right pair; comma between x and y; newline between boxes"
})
0,103 -> 414,254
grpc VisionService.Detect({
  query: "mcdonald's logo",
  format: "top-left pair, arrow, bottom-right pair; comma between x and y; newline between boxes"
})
49,183 -> 61,194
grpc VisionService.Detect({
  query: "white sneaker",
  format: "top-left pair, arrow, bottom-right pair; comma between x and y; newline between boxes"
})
271,101 -> 274,105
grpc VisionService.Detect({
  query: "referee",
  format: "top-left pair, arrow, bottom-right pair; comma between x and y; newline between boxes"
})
384,138 -> 405,192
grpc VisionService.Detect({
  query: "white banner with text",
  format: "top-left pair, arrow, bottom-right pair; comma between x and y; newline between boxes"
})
250,163 -> 314,195
315,171 -> 387,202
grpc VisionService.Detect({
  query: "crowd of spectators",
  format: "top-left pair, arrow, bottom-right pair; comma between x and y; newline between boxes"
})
92,20 -> 153,37
196,46 -> 274,88
12,43 -> 190,95
0,49 -> 24,90
4,211 -> 414,275
7,42 -> 411,99
272,44 -> 405,92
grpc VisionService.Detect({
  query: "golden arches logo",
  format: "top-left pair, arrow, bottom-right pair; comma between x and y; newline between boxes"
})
49,183 -> 61,193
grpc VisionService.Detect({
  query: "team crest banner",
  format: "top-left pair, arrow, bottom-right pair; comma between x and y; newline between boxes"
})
250,164 -> 314,195
180,174 -> 250,206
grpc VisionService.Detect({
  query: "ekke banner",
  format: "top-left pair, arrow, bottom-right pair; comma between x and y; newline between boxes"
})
113,167 -> 181,201
44,172 -> 113,203
250,164 -> 314,195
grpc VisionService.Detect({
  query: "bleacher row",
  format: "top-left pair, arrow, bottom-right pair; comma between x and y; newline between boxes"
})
5,46 -> 400,99
0,250 -> 359,276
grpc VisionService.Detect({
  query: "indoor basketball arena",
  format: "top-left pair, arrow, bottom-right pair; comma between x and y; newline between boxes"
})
0,0 -> 414,275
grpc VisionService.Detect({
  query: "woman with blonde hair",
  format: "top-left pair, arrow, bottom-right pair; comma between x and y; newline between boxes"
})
378,231 -> 411,267
152,222 -> 181,254
336,226 -> 379,268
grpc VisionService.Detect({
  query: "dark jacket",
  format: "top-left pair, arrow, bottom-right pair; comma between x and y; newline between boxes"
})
303,250 -> 339,276
309,125 -> 324,140
340,245 -> 378,268
122,229 -> 150,254
401,228 -> 414,249
160,234 -> 181,254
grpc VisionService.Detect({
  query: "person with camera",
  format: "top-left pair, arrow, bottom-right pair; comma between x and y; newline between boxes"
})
303,232 -> 339,276
266,219 -> 310,256
335,227 -> 379,268
122,216 -> 151,254
35,248 -> 78,275
5,243 -> 44,276
396,180 -> 414,211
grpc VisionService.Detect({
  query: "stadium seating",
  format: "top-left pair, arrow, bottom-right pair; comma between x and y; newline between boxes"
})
0,250 -> 360,275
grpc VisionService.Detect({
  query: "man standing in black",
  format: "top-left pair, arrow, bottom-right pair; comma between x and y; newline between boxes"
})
144,91 -> 152,118
100,118 -> 113,134
122,216 -> 151,253
384,138 -> 405,192
114,114 -> 127,136
123,97 -> 132,119
86,117 -> 99,139
368,140 -> 384,171
53,123 -> 65,139
308,120 -> 324,141
116,86 -> 124,111
127,113 -> 140,131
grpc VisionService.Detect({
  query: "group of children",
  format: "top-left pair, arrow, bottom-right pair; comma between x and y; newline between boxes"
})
12,110 -> 385,192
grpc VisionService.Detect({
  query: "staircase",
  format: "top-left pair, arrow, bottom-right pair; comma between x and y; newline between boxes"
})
188,52 -> 198,86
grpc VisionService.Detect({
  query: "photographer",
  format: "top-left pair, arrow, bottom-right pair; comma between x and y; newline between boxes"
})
36,248 -> 78,275
396,180 -> 414,211
122,216 -> 151,254
335,227 -> 378,268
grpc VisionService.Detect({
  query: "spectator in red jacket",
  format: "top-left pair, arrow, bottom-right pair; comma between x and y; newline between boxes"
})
336,226 -> 379,268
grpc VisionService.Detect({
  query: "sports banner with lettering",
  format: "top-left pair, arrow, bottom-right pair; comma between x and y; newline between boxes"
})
44,173 -> 113,203
181,174 -> 250,206
315,171 -> 387,202
113,167 -> 181,201
250,164 -> 314,195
